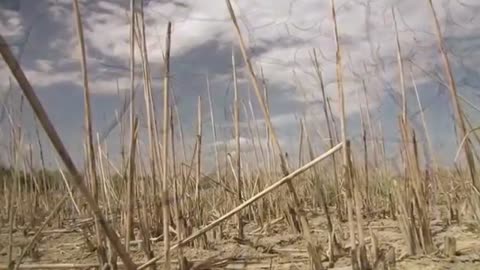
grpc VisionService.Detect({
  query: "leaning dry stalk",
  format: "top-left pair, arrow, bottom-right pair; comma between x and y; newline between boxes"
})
170,106 -> 177,196
250,104 -> 266,174
135,5 -> 159,237
125,117 -> 138,252
225,0 -> 287,174
96,137 -> 113,224
225,3 -> 308,245
129,0 -> 136,150
173,95 -> 189,214
15,195 -> 69,269
34,121 -> 48,206
129,119 -> 145,264
73,0 -> 96,206
138,142 -> 343,270
311,49 -> 343,220
232,48 -> 244,239
304,118 -> 342,266
171,107 -> 185,270
259,67 -> 275,174
172,95 -> 187,165
137,2 -> 161,211
359,104 -> 369,210
57,160 -> 82,214
241,101 -> 260,167
326,98 -> 340,146
392,7 -> 407,122
125,0 -> 136,252
206,74 -> 221,186
195,96 -> 202,202
330,0 -> 357,267
162,21 -> 172,270
298,119 -> 305,167
72,1 -> 106,265
411,71 -> 446,216
361,79 -> 378,170
397,117 -> 434,255
427,0 -> 478,190
246,92 -> 267,170
429,0 -> 480,222
0,30 -> 137,270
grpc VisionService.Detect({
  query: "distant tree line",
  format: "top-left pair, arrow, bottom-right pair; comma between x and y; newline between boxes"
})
0,166 -> 68,192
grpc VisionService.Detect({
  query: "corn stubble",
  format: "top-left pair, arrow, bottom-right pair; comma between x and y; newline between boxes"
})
0,0 -> 479,270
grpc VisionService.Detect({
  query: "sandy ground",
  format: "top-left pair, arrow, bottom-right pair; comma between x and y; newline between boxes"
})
1,212 -> 480,269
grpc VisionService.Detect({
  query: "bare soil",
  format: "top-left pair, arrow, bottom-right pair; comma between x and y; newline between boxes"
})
1,212 -> 480,269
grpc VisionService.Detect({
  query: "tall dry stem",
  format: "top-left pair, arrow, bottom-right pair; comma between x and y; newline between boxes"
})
195,96 -> 203,203
162,21 -> 173,270
125,0 -> 137,250
125,117 -> 138,251
329,0 -> 358,268
0,29 -> 137,270
232,48 -> 244,239
225,0 -> 305,231
427,0 -> 477,190
206,74 -> 221,186
392,7 -> 407,122
225,0 -> 288,174
311,49 -> 343,220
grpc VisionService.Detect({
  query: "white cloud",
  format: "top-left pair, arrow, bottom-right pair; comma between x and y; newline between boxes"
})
5,0 -> 478,106
1,0 -> 480,167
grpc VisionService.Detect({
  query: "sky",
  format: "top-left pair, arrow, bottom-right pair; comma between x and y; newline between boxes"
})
1,0 -> 480,173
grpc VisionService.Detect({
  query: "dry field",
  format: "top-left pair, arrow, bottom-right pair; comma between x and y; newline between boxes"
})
1,0 -> 480,269
2,210 -> 480,269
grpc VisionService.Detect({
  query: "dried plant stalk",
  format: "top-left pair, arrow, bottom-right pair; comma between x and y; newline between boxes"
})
206,74 -> 221,186
162,21 -> 173,270
0,29 -> 137,270
427,0 -> 480,220
311,49 -> 343,220
125,117 -> 138,251
125,0 -> 137,253
392,7 -> 407,122
195,96 -> 202,202
138,142 -> 343,269
329,0 -> 365,268
72,1 -> 107,265
225,0 -> 304,237
397,117 -> 435,255
232,46 -> 244,239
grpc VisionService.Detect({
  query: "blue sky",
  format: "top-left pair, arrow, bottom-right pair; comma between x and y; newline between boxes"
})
1,0 -> 480,172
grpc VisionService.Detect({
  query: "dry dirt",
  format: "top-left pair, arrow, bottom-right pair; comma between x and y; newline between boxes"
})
1,212 -> 480,269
